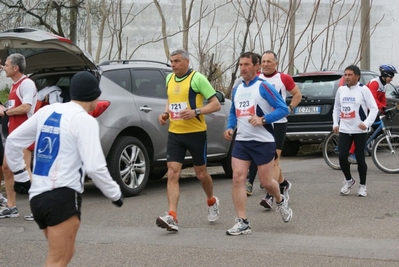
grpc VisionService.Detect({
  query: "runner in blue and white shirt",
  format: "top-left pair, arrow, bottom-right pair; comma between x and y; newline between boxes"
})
224,52 -> 291,236
332,65 -> 378,197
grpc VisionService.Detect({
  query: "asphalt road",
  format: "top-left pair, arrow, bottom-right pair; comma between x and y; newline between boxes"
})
1,152 -> 399,267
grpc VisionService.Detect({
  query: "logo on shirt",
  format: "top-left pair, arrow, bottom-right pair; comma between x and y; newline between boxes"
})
34,112 -> 61,176
342,97 -> 355,103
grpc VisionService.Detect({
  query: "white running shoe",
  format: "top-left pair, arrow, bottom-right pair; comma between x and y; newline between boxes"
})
260,194 -> 274,210
24,213 -> 35,221
276,195 -> 292,223
226,218 -> 252,236
281,180 -> 292,201
156,213 -> 179,232
207,196 -> 220,222
0,195 -> 7,207
245,182 -> 253,196
341,178 -> 356,195
357,185 -> 367,197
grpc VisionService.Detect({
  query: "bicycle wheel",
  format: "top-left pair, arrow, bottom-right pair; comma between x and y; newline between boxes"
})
372,132 -> 399,174
322,132 -> 341,170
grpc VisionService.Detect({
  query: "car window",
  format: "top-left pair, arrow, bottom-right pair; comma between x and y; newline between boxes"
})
293,75 -> 341,97
102,69 -> 132,93
362,73 -> 378,85
57,77 -> 70,87
386,83 -> 399,99
132,69 -> 167,99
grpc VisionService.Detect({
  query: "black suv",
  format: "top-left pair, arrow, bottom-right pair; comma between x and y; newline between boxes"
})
283,70 -> 399,156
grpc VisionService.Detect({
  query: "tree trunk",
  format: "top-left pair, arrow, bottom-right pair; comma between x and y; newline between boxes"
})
360,0 -> 370,70
86,0 -> 92,54
95,0 -> 107,63
69,0 -> 79,44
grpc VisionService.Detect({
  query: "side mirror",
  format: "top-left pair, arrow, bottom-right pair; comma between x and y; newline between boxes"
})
215,90 -> 225,103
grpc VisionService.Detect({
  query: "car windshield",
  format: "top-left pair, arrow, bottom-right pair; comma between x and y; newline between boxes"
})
293,75 -> 341,98
386,83 -> 399,98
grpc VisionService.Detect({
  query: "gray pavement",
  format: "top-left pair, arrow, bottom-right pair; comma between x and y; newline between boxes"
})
1,152 -> 399,267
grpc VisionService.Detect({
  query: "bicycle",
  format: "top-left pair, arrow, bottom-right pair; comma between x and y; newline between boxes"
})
322,106 -> 399,174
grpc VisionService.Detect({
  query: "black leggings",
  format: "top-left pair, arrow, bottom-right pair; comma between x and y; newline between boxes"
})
338,132 -> 368,185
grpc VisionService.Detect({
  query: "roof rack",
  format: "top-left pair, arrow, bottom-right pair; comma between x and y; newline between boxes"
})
98,59 -> 170,67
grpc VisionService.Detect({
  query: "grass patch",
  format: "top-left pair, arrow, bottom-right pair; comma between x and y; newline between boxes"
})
0,88 -> 9,104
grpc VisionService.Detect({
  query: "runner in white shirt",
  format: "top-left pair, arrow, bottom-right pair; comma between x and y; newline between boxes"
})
252,51 -> 302,210
332,65 -> 378,197
5,71 -> 123,266
224,52 -> 292,236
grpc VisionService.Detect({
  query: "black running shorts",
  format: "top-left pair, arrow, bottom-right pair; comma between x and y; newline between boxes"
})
273,122 -> 288,150
30,187 -> 82,229
167,131 -> 207,166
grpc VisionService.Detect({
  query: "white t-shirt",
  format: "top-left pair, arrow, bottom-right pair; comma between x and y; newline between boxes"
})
5,102 -> 122,201
37,85 -> 63,104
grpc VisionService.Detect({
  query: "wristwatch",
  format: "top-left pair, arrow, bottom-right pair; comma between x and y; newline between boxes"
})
195,108 -> 201,115
3,108 -> 7,116
261,117 -> 266,124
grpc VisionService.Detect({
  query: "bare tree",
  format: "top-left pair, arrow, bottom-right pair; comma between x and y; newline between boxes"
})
0,0 -> 84,43
0,0 -> 387,87
85,0 -> 92,55
254,0 -> 383,74
191,1 -> 237,91
95,0 -> 108,63
225,0 -> 257,98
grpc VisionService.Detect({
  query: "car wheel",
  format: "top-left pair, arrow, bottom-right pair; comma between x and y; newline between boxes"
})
281,141 -> 300,157
149,170 -> 167,180
107,136 -> 150,197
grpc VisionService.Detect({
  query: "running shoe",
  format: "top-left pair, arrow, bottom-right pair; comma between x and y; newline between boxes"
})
156,213 -> 179,232
0,194 -> 7,207
357,185 -> 367,197
276,195 -> 292,223
226,218 -> 252,236
0,206 -> 19,219
260,194 -> 274,210
280,180 -> 292,201
245,181 -> 253,196
24,213 -> 35,221
348,154 -> 357,164
207,196 -> 220,222
341,178 -> 356,195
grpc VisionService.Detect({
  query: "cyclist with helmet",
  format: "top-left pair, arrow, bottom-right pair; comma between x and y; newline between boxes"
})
368,64 -> 397,112
348,64 -> 397,164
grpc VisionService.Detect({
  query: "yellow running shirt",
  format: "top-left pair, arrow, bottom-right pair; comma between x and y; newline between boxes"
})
166,70 -> 216,134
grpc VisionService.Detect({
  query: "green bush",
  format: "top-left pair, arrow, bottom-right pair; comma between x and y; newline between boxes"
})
0,84 -> 9,104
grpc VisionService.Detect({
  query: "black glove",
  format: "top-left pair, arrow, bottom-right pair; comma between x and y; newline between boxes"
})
112,194 -> 124,207
14,181 -> 31,195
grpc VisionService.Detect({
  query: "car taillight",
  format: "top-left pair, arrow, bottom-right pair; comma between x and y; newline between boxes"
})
89,100 -> 110,117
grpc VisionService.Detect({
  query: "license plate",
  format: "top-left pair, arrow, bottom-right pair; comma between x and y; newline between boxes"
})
294,106 -> 321,114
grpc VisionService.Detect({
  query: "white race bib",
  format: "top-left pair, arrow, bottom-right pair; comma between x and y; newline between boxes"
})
169,102 -> 188,120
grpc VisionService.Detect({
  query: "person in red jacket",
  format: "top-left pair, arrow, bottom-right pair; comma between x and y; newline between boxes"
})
0,53 -> 37,220
348,64 -> 397,163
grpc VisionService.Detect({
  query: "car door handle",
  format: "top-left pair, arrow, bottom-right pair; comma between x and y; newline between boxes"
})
139,106 -> 153,113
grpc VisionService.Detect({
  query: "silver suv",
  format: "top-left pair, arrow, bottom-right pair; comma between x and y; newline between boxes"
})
0,28 -> 233,197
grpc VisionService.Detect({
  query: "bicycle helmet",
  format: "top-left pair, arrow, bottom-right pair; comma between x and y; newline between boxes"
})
379,64 -> 397,78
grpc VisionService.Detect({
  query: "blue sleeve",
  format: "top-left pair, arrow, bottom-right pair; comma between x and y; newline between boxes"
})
227,86 -> 238,130
259,82 -> 289,123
